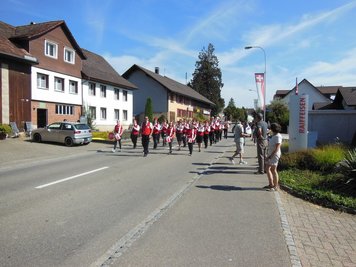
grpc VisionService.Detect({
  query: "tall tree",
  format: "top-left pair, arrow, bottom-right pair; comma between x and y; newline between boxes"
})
144,97 -> 153,121
190,43 -> 224,116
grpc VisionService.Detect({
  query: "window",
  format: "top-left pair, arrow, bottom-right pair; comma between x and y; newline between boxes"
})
114,109 -> 120,120
123,90 -> 128,101
89,106 -> 96,120
100,108 -> 107,120
89,82 -> 96,96
64,47 -> 75,64
100,85 -> 106,97
55,105 -> 74,115
123,110 -> 128,121
45,40 -> 58,58
54,77 -> 64,92
37,73 -> 49,89
69,80 -> 78,94
62,123 -> 74,130
170,93 -> 175,103
114,88 -> 120,100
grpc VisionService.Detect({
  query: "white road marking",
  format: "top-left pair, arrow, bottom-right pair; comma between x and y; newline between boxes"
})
35,166 -> 109,189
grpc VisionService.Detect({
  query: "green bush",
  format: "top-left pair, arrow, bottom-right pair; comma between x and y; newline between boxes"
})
312,145 -> 345,172
0,124 -> 12,134
279,144 -> 345,173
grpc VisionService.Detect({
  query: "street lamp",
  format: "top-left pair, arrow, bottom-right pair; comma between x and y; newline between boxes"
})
245,46 -> 267,121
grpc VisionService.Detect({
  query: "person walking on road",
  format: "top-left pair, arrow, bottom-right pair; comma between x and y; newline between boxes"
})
141,116 -> 153,157
264,123 -> 283,191
130,119 -> 140,149
255,113 -> 268,174
230,120 -> 248,165
166,121 -> 175,154
112,120 -> 123,152
186,122 -> 196,156
152,117 -> 161,149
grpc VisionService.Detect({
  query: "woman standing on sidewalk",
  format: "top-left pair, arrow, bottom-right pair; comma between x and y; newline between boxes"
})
265,123 -> 283,191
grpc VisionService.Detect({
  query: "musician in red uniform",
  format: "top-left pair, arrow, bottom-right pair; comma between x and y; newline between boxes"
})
161,120 -> 168,147
196,122 -> 205,152
175,120 -> 184,151
112,120 -> 124,152
166,121 -> 175,154
152,117 -> 161,149
130,119 -> 140,149
186,122 -> 197,156
209,118 -> 215,146
141,116 -> 153,157
203,120 -> 210,149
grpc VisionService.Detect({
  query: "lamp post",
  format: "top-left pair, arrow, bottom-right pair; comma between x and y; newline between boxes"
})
245,46 -> 267,121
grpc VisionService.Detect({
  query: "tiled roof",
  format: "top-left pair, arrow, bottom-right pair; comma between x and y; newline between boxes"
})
123,64 -> 214,106
0,20 -> 85,60
339,87 -> 356,106
11,20 -> 64,40
82,49 -> 137,90
0,21 -> 32,60
316,86 -> 341,95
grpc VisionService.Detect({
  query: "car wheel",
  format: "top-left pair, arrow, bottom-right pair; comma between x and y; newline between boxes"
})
33,133 -> 42,142
64,137 -> 73,147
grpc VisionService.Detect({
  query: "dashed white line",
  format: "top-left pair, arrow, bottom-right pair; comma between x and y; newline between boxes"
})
35,166 -> 109,189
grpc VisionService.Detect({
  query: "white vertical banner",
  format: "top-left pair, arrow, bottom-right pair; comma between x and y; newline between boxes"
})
254,73 -> 265,109
289,94 -> 308,152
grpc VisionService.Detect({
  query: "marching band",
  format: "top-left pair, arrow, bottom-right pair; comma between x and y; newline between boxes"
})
113,117 -> 229,157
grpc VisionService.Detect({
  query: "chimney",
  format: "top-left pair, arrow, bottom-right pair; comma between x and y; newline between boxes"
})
155,67 -> 159,74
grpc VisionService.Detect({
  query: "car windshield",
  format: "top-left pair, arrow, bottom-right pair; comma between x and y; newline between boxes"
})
74,124 -> 90,130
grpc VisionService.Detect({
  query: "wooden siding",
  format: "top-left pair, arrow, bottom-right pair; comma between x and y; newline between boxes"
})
28,26 -> 82,78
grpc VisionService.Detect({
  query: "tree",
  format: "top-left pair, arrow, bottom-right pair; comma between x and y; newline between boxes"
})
190,43 -> 225,116
224,98 -> 236,121
223,98 -> 247,122
266,99 -> 289,132
144,97 -> 153,121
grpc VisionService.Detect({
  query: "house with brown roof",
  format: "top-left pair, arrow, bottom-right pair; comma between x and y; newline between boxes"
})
122,65 -> 214,122
1,20 -> 136,132
1,20 -> 86,129
274,79 -> 331,110
81,49 -> 137,130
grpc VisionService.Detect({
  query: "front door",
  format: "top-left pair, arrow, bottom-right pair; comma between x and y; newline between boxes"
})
37,109 -> 47,128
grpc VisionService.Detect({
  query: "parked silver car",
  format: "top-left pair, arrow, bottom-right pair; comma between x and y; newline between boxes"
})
31,122 -> 92,146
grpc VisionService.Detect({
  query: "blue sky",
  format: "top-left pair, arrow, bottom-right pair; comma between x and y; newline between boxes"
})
2,0 -> 356,108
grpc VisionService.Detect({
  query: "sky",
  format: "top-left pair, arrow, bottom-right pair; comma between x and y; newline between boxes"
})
2,0 -> 356,108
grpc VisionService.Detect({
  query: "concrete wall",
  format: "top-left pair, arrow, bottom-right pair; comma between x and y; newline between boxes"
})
308,110 -> 356,145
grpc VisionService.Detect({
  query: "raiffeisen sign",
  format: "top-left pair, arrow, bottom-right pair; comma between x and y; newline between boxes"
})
289,94 -> 308,152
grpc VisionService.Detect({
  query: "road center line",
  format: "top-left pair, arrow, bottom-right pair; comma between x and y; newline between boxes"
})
35,166 -> 109,189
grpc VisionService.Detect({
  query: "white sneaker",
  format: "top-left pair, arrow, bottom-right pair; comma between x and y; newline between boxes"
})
239,160 -> 248,165
229,157 -> 235,165
112,148 -> 116,153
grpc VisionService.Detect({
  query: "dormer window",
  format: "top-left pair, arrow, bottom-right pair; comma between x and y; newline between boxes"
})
45,40 -> 58,59
64,47 -> 75,64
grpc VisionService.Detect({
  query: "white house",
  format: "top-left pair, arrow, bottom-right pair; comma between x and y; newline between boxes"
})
81,49 -> 137,131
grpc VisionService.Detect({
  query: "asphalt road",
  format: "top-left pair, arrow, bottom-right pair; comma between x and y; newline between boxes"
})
0,137 -> 291,266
